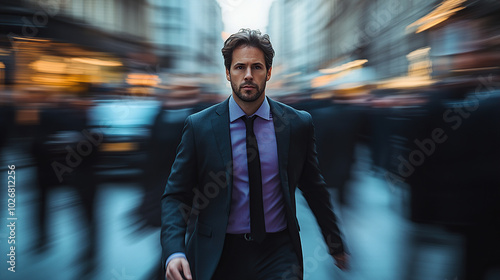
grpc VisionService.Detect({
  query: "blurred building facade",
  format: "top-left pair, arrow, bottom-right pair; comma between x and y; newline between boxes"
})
267,0 -> 500,92
57,0 -> 149,38
148,0 -> 224,85
267,0 -> 435,90
0,0 -> 154,92
0,0 -> 225,93
268,0 -> 336,88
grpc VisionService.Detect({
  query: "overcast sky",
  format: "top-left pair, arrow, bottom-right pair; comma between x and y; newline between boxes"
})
217,0 -> 276,34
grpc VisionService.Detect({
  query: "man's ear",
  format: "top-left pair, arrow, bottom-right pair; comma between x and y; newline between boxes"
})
226,68 -> 231,81
266,67 -> 272,81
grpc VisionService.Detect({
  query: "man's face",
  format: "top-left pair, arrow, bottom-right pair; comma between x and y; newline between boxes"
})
226,45 -> 271,103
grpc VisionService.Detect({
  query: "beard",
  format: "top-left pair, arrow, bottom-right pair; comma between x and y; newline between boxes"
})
231,80 -> 266,103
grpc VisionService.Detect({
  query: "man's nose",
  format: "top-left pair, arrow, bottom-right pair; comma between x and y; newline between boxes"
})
244,67 -> 253,80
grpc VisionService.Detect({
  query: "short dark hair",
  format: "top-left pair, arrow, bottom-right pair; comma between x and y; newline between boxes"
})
221,28 -> 275,72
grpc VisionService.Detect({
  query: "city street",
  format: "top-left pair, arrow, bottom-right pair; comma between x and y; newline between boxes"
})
1,142 -> 465,280
2,0 -> 500,279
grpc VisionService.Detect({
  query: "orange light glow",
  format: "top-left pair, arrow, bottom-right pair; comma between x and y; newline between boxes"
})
126,73 -> 161,86
407,0 -> 467,33
71,57 -> 123,67
319,59 -> 368,74
377,76 -> 435,89
30,60 -> 67,74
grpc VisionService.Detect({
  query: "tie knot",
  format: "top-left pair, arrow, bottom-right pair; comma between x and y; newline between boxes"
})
242,115 -> 258,130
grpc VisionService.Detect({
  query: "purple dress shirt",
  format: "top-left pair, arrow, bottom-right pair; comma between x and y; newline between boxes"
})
227,96 -> 287,234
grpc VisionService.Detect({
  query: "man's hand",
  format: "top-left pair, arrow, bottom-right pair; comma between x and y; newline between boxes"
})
166,257 -> 192,280
333,252 -> 350,271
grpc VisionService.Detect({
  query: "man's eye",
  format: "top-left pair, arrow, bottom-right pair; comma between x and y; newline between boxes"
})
254,65 -> 262,69
236,66 -> 243,70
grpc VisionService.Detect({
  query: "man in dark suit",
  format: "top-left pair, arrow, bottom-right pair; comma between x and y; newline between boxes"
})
161,29 -> 349,280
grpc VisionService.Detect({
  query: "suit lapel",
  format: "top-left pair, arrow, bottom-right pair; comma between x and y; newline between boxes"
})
211,98 -> 233,212
269,98 -> 292,205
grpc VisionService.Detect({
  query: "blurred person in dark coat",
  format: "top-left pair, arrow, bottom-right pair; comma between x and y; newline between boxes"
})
31,95 -> 99,276
404,81 -> 500,280
139,96 -> 197,280
0,96 -> 14,154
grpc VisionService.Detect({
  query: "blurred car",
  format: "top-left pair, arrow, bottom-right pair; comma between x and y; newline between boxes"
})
88,96 -> 161,182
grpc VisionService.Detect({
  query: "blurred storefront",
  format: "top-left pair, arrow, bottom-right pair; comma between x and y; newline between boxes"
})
12,37 -> 124,93
0,58 -> 5,90
0,0 -> 157,139
406,0 -> 500,80
0,0 -> 155,95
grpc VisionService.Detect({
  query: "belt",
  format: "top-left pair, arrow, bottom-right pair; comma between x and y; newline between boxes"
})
226,230 -> 287,242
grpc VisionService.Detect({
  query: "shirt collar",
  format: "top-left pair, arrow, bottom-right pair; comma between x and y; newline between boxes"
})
229,95 -> 271,123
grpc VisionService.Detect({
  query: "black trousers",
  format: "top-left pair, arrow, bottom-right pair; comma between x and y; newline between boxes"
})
212,230 -> 302,280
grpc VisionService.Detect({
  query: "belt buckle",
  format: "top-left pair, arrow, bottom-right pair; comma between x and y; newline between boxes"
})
244,233 -> 253,241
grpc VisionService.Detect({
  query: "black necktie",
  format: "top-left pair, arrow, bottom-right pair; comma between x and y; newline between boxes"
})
242,115 -> 266,243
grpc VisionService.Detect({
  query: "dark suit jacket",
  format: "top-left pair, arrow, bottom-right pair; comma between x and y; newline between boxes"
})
161,97 -> 347,280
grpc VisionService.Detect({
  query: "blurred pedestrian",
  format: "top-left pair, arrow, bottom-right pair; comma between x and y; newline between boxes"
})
31,96 -> 99,277
0,96 -> 14,154
404,82 -> 500,280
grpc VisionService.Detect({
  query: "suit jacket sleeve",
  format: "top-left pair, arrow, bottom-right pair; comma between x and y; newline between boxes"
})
298,112 -> 348,256
160,116 -> 198,269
